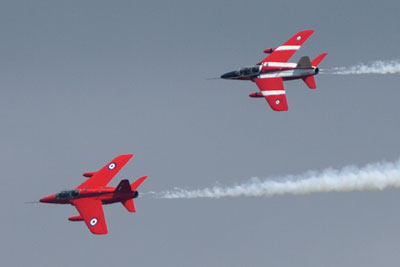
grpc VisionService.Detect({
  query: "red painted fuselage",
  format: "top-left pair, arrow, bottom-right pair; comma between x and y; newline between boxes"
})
40,187 -> 139,205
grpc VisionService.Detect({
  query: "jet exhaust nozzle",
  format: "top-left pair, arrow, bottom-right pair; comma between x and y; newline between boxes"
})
315,67 -> 319,74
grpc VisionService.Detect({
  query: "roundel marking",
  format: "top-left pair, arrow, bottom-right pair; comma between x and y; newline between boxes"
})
108,162 -> 116,170
275,99 -> 280,105
296,35 -> 302,41
89,217 -> 98,226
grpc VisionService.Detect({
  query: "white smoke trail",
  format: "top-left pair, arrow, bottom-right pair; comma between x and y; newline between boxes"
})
328,60 -> 400,75
159,159 -> 400,199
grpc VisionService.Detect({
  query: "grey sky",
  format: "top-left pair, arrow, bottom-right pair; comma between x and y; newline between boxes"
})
1,0 -> 400,266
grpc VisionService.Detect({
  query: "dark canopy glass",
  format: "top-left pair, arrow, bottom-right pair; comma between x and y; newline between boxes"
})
55,190 -> 80,200
239,66 -> 260,76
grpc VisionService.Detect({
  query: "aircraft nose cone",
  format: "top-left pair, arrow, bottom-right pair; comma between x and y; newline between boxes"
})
40,195 -> 53,203
39,197 -> 48,203
220,71 -> 237,79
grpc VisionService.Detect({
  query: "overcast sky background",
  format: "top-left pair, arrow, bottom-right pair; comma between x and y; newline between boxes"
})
1,0 -> 400,266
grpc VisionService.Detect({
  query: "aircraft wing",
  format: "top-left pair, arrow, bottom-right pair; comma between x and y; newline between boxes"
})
76,154 -> 133,190
260,30 -> 314,63
253,77 -> 288,111
71,198 -> 108,235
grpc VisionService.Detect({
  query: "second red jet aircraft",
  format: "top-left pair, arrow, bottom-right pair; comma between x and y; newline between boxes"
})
221,29 -> 327,111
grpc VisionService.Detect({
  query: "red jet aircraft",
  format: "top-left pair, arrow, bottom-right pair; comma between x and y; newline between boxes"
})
40,154 -> 147,235
220,29 -> 327,111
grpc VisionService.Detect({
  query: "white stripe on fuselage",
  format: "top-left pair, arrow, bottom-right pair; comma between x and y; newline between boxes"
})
262,62 -> 298,68
275,45 -> 301,51
261,90 -> 286,96
259,69 -> 315,79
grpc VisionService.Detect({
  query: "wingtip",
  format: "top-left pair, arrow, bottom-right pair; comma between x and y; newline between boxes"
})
298,29 -> 314,34
304,29 -> 315,36
116,154 -> 134,161
120,153 -> 134,158
91,230 -> 108,235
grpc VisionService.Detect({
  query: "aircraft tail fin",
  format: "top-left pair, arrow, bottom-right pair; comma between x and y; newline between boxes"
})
121,199 -> 136,212
297,56 -> 312,69
302,76 -> 317,89
312,53 -> 328,66
116,179 -> 133,193
118,176 -> 147,213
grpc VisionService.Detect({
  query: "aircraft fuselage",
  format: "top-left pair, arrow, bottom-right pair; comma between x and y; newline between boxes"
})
39,187 -> 139,205
221,63 -> 319,81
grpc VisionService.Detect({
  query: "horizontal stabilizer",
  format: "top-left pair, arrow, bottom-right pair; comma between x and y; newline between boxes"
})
312,53 -> 328,66
131,176 -> 148,191
302,75 -> 317,89
122,199 -> 136,213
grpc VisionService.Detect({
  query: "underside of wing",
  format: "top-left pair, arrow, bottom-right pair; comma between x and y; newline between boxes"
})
260,30 -> 314,63
77,154 -> 133,190
254,77 -> 288,111
71,198 -> 108,235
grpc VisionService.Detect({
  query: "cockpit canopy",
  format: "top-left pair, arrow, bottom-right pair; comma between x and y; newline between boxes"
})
221,65 -> 261,79
239,66 -> 261,76
55,190 -> 80,200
